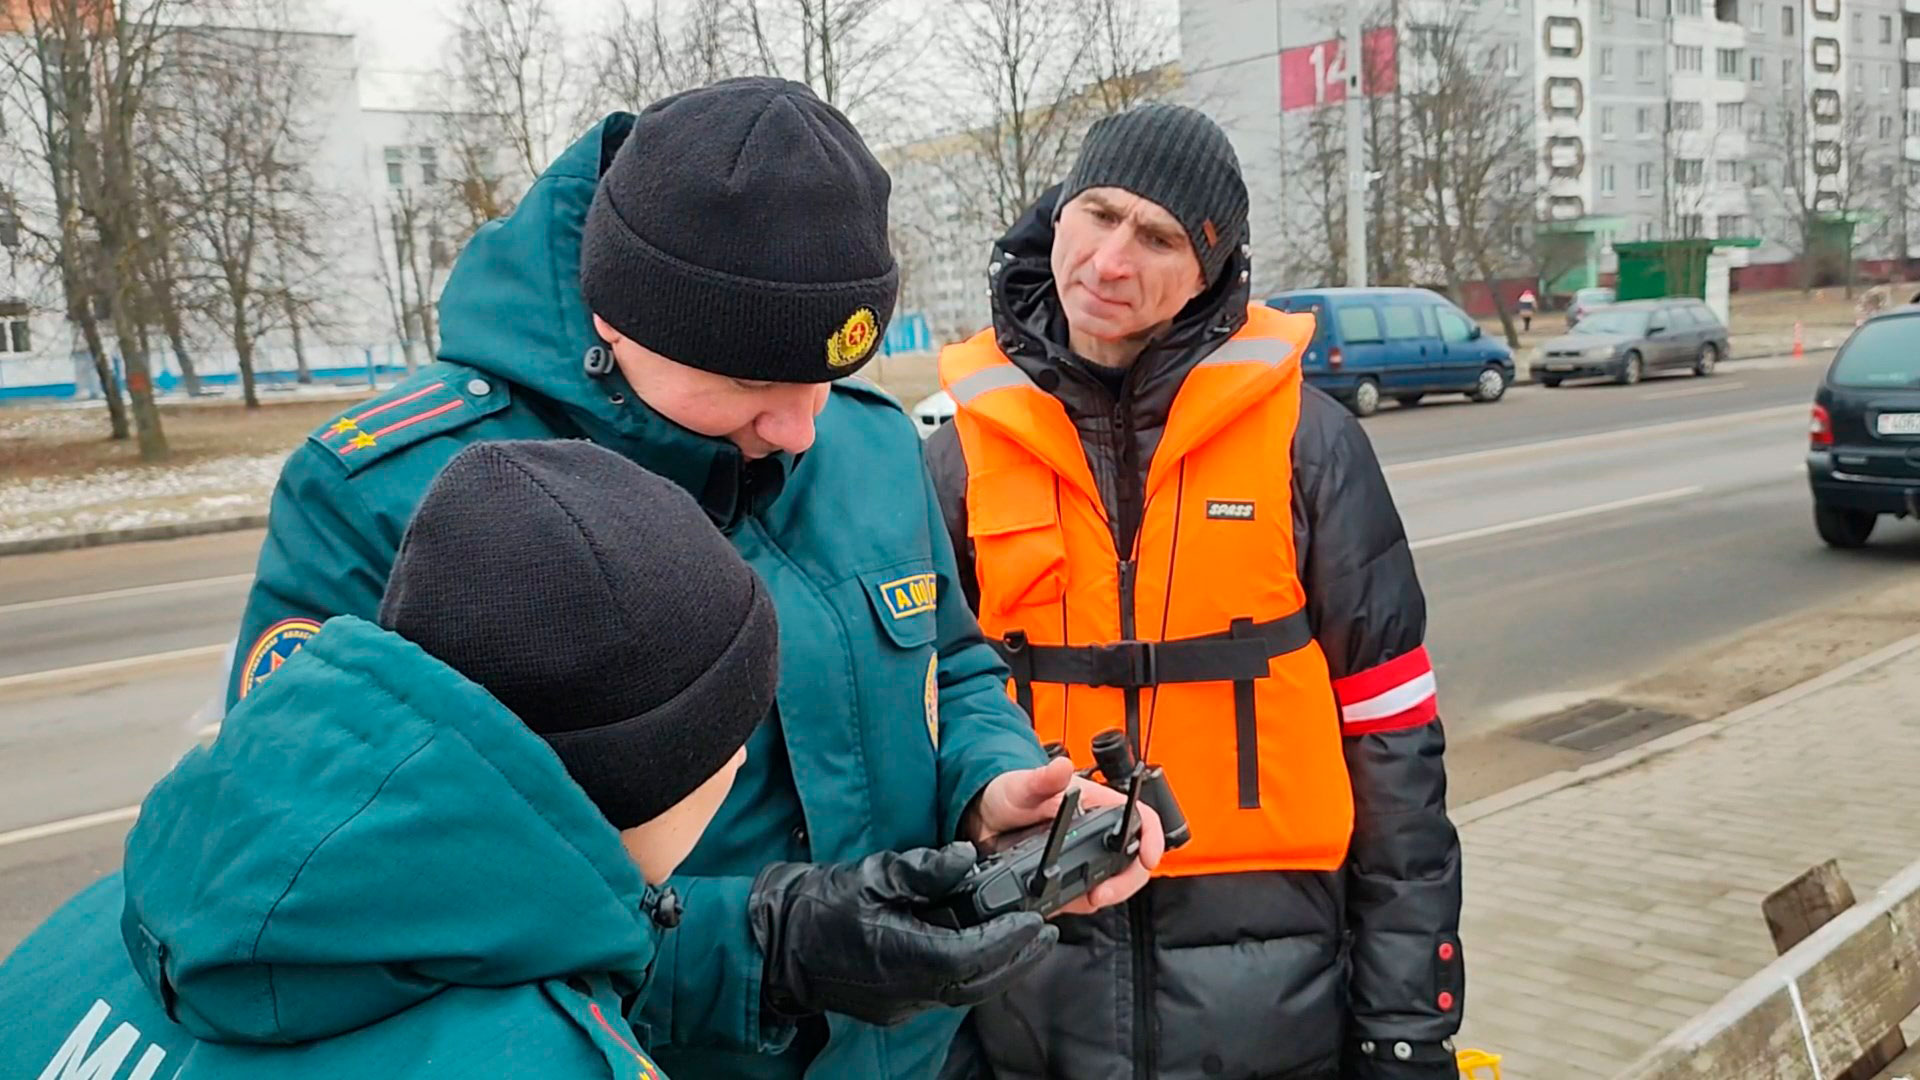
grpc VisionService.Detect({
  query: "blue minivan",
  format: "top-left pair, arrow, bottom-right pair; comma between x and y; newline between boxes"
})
1265,287 -> 1517,417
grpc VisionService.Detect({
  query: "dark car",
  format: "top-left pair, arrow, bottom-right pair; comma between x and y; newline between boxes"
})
1532,299 -> 1729,387
1807,306 -> 1920,547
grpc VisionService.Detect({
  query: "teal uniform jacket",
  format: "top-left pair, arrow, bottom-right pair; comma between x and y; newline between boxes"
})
219,113 -> 1047,1078
1,616 -> 673,1079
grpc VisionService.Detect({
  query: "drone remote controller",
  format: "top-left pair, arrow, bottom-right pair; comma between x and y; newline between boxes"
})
917,729 -> 1191,930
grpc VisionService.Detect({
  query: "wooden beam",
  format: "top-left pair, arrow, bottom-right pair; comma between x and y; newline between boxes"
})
1760,861 -> 1906,1080
1612,857 -> 1920,1080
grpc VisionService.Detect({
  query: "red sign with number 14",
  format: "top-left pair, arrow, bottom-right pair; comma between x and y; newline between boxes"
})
1280,27 -> 1398,112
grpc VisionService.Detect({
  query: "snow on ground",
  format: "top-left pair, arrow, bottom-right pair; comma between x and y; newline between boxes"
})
0,452 -> 288,543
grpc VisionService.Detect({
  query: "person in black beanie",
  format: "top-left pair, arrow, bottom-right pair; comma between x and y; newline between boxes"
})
217,76 -> 1161,1080
925,104 -> 1465,1080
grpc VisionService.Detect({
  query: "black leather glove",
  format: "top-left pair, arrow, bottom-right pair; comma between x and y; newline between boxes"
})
1344,1038 -> 1459,1080
748,842 -> 1059,1028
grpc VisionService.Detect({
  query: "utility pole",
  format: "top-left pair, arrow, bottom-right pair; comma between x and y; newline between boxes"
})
1344,2 -> 1368,287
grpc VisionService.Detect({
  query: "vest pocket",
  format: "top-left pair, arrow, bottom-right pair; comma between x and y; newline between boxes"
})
966,463 -> 1066,616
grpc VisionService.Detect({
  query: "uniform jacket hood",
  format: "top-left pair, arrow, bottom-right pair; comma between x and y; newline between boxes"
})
118,615 -> 663,1045
434,113 -> 787,528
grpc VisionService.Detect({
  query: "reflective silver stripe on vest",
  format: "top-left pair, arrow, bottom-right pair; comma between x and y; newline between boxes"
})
948,364 -> 1037,406
1193,336 -> 1294,370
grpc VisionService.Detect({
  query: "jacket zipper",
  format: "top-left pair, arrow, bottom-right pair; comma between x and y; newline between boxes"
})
1111,387 -> 1155,1080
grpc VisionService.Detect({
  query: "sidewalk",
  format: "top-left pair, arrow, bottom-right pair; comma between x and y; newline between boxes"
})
1451,633 -> 1920,1078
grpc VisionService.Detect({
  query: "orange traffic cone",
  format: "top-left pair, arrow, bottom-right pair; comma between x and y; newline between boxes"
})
1793,321 -> 1804,360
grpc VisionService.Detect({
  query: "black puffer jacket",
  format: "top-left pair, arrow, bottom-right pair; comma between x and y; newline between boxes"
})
925,191 -> 1464,1080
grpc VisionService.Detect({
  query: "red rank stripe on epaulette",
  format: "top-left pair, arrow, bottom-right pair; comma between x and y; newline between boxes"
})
589,1003 -> 662,1078
335,385 -> 466,455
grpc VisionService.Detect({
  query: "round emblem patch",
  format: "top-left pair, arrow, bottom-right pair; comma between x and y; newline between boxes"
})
924,650 -> 940,750
239,617 -> 322,699
827,307 -> 881,369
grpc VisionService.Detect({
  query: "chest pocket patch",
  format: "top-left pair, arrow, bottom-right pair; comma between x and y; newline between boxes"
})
859,566 -> 940,649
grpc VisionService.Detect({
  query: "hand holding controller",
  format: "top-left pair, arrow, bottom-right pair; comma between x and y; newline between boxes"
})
918,730 -> 1191,929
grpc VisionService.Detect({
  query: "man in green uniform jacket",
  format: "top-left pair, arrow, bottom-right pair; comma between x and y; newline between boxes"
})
2,441 -> 1059,1079
217,77 -> 1157,1078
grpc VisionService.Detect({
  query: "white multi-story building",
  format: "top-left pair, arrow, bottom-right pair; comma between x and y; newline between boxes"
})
0,16 -> 525,398
1179,0 -> 1920,303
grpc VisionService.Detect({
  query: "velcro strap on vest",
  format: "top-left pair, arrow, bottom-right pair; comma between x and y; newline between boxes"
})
992,611 -> 1314,690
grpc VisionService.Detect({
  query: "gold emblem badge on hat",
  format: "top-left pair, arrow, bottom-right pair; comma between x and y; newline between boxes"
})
827,307 -> 880,369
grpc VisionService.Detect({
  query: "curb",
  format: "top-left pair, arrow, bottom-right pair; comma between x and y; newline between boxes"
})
1451,628 -> 1920,827
0,514 -> 268,559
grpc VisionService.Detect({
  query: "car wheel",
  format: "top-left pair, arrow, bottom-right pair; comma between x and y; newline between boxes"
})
1471,366 -> 1508,402
1541,377 -> 1563,388
1395,393 -> 1425,407
1615,351 -> 1643,386
1694,343 -> 1719,377
1349,378 -> 1381,417
1814,502 -> 1877,548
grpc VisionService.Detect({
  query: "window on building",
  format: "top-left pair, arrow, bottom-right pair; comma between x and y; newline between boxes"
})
1750,1 -> 1763,30
1680,213 -> 1704,235
1784,58 -> 1794,83
1752,56 -> 1765,81
1881,114 -> 1897,138
1676,158 -> 1704,184
1638,0 -> 1653,17
385,146 -> 405,188
419,146 -> 439,185
1601,47 -> 1615,76
1638,162 -> 1655,191
1638,48 -> 1654,78
1717,159 -> 1742,183
1601,163 -> 1617,193
1672,101 -> 1704,129
1751,109 -> 1769,134
1,304 -> 29,354
1718,48 -> 1743,77
1638,219 -> 1656,240
1602,105 -> 1617,136
0,190 -> 17,251
1676,45 -> 1704,73
1782,5 -> 1794,34
1510,223 -> 1527,249
1853,62 -> 1863,90
1638,105 -> 1654,135
1600,0 -> 1613,20
1851,11 -> 1861,40
1506,0 -> 1519,9
1884,64 -> 1894,92
1506,42 -> 1521,74
1672,0 -> 1702,15
1751,162 -> 1767,186
1717,101 -> 1744,128
1882,14 -> 1894,42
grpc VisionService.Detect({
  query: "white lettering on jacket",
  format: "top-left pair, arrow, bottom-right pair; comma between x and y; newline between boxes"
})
37,1000 -> 171,1080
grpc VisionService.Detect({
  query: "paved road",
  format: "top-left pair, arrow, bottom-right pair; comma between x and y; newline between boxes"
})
5,355 -> 1919,953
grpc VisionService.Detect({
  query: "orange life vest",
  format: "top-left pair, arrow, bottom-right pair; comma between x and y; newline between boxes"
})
938,305 -> 1354,878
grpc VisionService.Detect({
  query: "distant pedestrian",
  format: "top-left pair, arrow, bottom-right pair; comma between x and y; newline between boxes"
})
1518,288 -> 1537,331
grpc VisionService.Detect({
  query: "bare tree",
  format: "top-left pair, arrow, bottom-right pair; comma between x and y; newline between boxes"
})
729,0 -> 923,126
591,0 -> 744,110
1753,84 -> 1889,294
441,0 -> 579,207
1399,15 -> 1538,345
150,22 -> 331,408
1279,104 -> 1349,286
372,185 -> 449,368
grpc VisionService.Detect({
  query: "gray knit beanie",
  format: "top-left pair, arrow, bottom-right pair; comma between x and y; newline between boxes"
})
1055,103 -> 1249,287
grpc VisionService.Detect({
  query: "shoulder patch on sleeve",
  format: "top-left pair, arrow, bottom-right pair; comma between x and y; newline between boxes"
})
831,374 -> 906,412
310,370 -> 513,475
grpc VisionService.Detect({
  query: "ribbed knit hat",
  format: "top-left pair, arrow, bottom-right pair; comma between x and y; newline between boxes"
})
1056,103 -> 1249,288
377,439 -> 778,829
581,76 -> 898,383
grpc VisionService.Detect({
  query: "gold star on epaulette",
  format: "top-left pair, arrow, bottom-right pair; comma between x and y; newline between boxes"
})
348,432 -> 377,450
329,417 -> 358,436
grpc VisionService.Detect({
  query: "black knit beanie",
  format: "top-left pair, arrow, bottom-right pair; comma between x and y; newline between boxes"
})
377,440 -> 778,830
1056,103 -> 1250,288
581,76 -> 898,383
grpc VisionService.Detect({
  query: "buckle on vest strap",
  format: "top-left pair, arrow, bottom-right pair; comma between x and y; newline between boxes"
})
1088,640 -> 1157,688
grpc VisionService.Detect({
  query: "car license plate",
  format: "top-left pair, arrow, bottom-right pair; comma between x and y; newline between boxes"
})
1876,413 -> 1920,436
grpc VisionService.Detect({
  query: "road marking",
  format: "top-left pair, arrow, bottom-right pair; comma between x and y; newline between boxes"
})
1409,487 -> 1704,551
0,573 -> 252,617
0,643 -> 228,693
0,805 -> 140,849
1641,381 -> 1746,400
1386,404 -> 1807,475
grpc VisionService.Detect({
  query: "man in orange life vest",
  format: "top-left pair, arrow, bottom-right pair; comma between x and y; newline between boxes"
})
924,104 -> 1465,1079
